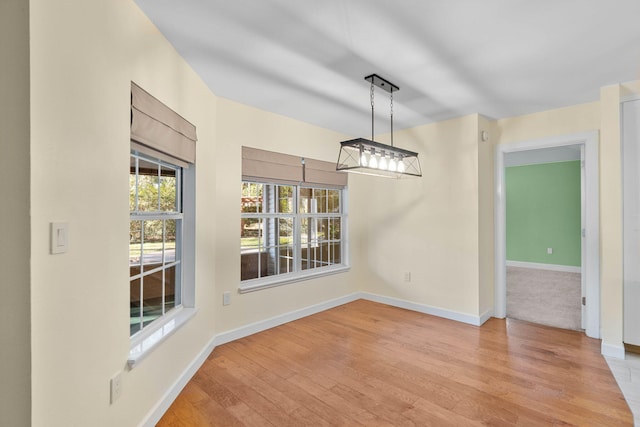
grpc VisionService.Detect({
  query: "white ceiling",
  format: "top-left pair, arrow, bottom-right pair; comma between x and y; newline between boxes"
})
134,0 -> 640,137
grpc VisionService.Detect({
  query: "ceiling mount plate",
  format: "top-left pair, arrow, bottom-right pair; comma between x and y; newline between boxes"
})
364,74 -> 399,93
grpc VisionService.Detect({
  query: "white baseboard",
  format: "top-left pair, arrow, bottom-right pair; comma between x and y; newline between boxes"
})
138,292 -> 362,427
361,292 -> 488,326
479,308 -> 494,325
139,335 -> 217,427
213,292 -> 362,346
601,342 -> 625,359
506,260 -> 581,274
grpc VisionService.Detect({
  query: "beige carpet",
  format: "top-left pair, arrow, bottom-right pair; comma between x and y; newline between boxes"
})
507,266 -> 582,331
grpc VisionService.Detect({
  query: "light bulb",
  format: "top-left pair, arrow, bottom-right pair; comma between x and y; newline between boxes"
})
388,158 -> 397,172
360,151 -> 368,167
369,154 -> 378,169
397,159 -> 406,173
379,155 -> 387,170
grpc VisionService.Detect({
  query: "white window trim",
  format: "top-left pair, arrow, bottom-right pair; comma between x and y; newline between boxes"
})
239,264 -> 351,293
128,306 -> 198,368
128,155 -> 196,368
240,181 -> 350,292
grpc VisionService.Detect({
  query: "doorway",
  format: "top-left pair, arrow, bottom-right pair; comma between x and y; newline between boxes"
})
495,131 -> 600,338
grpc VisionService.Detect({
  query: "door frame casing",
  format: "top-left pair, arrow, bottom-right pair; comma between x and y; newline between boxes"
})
494,131 -> 600,338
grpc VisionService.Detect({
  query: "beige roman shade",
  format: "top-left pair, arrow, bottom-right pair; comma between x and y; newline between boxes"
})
303,157 -> 348,186
242,146 -> 303,184
131,82 -> 197,164
242,146 -> 347,187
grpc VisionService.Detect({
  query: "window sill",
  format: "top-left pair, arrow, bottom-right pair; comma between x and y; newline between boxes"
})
239,265 -> 350,294
128,306 -> 197,369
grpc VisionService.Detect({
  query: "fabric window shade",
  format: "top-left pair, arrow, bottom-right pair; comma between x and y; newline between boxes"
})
303,158 -> 348,187
131,82 -> 197,164
242,146 -> 303,184
131,141 -> 189,168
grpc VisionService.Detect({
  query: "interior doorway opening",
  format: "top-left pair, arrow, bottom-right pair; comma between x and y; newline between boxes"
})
495,132 -> 600,338
504,147 -> 583,331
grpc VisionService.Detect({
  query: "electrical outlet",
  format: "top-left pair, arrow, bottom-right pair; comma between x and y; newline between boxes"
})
223,291 -> 231,306
547,247 -> 553,254
404,272 -> 412,283
110,371 -> 122,404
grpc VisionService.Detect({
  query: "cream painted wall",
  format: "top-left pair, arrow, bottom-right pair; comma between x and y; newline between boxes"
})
21,0 -> 640,424
478,115 -> 495,316
493,102 -> 600,144
28,1 -> 363,425
213,97 -> 362,333
0,1 -> 31,426
28,0 -> 218,425
363,115 -> 483,316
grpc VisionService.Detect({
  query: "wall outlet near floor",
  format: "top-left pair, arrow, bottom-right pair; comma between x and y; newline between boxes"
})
223,291 -> 231,306
110,371 -> 122,404
404,272 -> 412,283
547,247 -> 553,254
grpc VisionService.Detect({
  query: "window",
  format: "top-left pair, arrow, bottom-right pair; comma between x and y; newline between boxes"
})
241,181 -> 346,286
129,152 -> 182,336
128,82 -> 197,356
299,187 -> 343,270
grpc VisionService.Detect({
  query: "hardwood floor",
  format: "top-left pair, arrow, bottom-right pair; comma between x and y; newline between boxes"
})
158,300 -> 632,426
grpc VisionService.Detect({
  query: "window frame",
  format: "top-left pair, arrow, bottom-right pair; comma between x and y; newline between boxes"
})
240,180 -> 349,293
129,152 -> 184,337
128,149 -> 197,368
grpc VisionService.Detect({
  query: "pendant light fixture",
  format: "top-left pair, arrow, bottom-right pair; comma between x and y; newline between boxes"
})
336,74 -> 422,178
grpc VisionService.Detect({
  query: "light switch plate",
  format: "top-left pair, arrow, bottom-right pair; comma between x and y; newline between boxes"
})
50,222 -> 69,254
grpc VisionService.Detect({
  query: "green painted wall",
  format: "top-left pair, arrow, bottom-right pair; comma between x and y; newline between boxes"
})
506,161 -> 581,266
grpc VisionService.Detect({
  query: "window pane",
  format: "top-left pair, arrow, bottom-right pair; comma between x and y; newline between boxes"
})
302,245 -> 316,270
160,164 -> 177,212
241,182 -> 263,213
300,218 -> 309,245
241,218 -> 262,251
330,242 -> 341,264
277,185 -> 294,213
309,243 -> 327,268
137,158 -> 160,212
330,218 -> 341,240
142,270 -> 163,327
263,246 -> 279,278
317,218 -> 328,242
278,218 -> 293,245
313,189 -> 327,213
130,220 -> 142,272
165,265 -> 177,309
130,277 -> 142,335
261,184 -> 276,214
165,219 -> 176,264
279,246 -> 294,274
142,220 -> 163,269
241,252 -> 261,280
299,188 -> 312,213
328,190 -> 340,213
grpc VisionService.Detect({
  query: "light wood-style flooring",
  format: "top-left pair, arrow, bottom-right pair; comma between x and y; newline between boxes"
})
158,300 -> 632,426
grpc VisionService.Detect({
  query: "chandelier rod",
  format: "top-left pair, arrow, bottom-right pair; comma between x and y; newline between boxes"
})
370,81 -> 375,141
